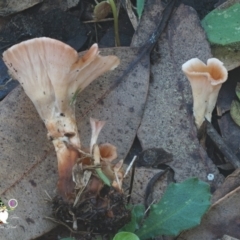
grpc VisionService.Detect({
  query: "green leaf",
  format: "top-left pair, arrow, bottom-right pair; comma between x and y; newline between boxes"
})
70,88 -> 81,106
201,3 -> 240,46
236,82 -> 240,101
135,178 -> 211,239
230,100 -> 240,127
136,0 -> 145,19
121,204 -> 145,232
113,232 -> 140,240
96,168 -> 111,186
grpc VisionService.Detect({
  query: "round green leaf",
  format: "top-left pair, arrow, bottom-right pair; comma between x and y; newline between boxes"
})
113,232 -> 140,240
202,3 -> 240,45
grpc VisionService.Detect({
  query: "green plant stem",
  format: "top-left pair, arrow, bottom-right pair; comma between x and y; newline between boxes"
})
96,168 -> 111,186
108,0 -> 120,46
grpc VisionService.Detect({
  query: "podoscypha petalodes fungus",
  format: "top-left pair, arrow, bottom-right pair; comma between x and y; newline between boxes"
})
182,58 -> 228,129
3,37 -> 120,200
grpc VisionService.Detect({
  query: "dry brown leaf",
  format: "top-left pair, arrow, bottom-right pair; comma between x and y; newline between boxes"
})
0,0 -> 43,16
221,235 -> 240,240
133,0 -> 224,189
212,168 -> 240,203
0,47 -> 149,239
178,185 -> 240,239
217,69 -> 240,161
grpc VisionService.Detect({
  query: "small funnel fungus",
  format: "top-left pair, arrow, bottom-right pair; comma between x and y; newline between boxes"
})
52,117 -> 129,234
182,58 -> 228,129
3,37 -> 120,199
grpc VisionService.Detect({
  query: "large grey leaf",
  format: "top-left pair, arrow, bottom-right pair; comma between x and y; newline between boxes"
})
133,1 -> 224,189
0,47 -> 149,239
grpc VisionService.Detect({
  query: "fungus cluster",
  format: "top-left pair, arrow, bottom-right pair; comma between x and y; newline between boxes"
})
2,37 -> 121,201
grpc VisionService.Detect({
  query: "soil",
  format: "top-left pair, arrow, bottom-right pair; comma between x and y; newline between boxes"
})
0,0 -> 239,239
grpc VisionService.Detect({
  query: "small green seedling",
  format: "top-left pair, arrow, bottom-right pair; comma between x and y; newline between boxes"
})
94,0 -> 120,46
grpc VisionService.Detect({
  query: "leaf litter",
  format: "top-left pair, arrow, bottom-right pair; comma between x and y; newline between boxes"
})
1,0 -> 240,239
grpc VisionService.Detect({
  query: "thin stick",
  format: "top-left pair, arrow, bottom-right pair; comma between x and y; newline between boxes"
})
0,78 -> 12,90
144,199 -> 156,214
127,156 -> 137,203
83,18 -> 114,23
44,190 -> 52,201
124,155 -> 137,178
206,121 -> 240,168
44,216 -> 88,234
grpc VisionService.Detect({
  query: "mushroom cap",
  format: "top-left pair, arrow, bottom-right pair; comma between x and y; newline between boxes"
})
3,37 -> 120,120
182,58 -> 228,86
2,38 -> 120,200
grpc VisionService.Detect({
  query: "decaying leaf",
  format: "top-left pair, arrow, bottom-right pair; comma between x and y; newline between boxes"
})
230,100 -> 240,127
132,0 -> 224,190
0,0 -> 43,16
230,83 -> 240,126
217,69 -> 240,160
178,185 -> 240,239
212,168 -> 240,203
221,235 -> 240,240
94,1 -> 112,20
0,46 -> 149,239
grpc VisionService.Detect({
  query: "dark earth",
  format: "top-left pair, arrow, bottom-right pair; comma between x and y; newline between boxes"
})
0,0 -> 238,239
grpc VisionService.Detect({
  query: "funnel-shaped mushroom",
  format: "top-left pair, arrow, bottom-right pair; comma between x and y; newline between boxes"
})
182,58 -> 228,129
3,37 -> 120,199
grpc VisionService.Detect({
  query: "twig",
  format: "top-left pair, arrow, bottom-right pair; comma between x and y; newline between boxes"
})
124,155 -> 137,178
144,199 -> 156,215
206,121 -> 240,168
83,18 -> 114,23
44,190 -> 52,201
0,78 -> 12,90
127,156 -> 137,203
44,216 -> 88,234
